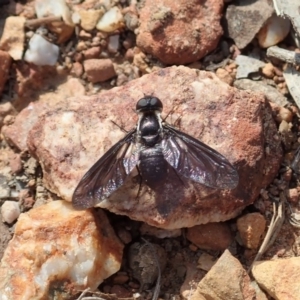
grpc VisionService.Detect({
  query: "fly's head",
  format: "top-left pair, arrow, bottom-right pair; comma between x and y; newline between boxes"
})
136,96 -> 163,113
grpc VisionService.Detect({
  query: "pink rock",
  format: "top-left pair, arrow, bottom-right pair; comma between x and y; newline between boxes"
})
83,46 -> 101,59
0,51 -> 11,96
83,58 -> 116,82
3,66 -> 282,229
136,0 -> 223,64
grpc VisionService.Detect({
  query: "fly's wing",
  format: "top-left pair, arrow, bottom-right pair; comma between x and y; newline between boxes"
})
72,128 -> 139,209
162,124 -> 239,189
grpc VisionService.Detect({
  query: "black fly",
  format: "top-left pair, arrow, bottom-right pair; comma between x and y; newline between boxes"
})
72,96 -> 239,209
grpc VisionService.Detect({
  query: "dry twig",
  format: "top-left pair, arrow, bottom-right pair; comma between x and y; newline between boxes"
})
249,192 -> 285,272
266,46 -> 300,65
25,16 -> 62,28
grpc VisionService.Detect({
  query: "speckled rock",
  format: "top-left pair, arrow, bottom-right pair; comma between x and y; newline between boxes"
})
252,257 -> 300,300
0,200 -> 123,299
3,66 -> 282,229
191,250 -> 256,300
136,0 -> 223,64
237,213 -> 266,249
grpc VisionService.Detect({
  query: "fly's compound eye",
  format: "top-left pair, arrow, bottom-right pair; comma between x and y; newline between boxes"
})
136,96 -> 163,113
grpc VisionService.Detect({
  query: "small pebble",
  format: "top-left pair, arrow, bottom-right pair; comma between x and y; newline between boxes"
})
282,168 -> 292,182
117,228 -> 132,244
83,58 -> 116,83
278,120 -> 290,133
70,62 -> 84,77
22,197 -> 35,209
24,34 -> 59,66
276,248 -> 286,257
73,52 -> 83,62
1,200 -> 20,224
3,115 -> 15,126
83,46 -> 101,59
188,243 -> 198,252
27,179 -> 36,188
128,281 -> 140,289
237,213 -> 266,249
287,188 -> 298,203
108,35 -> 120,53
112,273 -> 130,284
197,253 -> 216,271
71,11 -> 81,24
78,30 -> 92,39
215,68 -> 234,85
257,15 -> 291,48
125,48 -> 134,61
110,285 -> 131,298
276,107 -> 293,123
0,185 -> 10,199
261,62 -> 275,78
76,41 -> 87,52
273,76 -> 285,83
96,7 -> 124,32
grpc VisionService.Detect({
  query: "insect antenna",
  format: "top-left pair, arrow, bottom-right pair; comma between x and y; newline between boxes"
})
110,120 -> 129,133
163,104 -> 182,129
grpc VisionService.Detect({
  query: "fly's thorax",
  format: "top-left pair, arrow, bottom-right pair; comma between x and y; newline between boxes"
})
138,111 -> 163,147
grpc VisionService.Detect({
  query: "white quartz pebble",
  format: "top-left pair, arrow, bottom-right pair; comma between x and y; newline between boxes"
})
71,11 -> 81,25
24,34 -> 59,66
1,201 -> 20,224
96,7 -> 124,32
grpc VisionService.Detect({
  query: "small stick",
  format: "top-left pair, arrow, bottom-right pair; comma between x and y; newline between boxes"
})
25,16 -> 62,28
248,192 -> 285,272
266,46 -> 300,65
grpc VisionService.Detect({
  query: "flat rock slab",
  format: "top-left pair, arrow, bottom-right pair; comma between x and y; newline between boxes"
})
252,257 -> 300,299
3,66 -> 282,229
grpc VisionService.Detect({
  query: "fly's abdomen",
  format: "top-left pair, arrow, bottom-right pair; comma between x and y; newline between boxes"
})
139,148 -> 169,190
